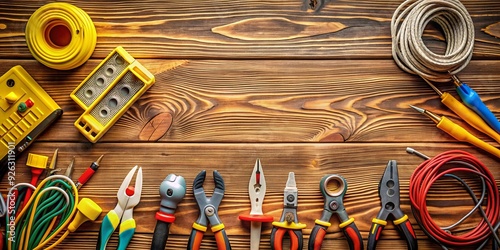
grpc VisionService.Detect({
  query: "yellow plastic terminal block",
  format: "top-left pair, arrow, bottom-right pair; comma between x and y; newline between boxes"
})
70,46 -> 155,143
26,153 -> 49,169
0,66 -> 62,176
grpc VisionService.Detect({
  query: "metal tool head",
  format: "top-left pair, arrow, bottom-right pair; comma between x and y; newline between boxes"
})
159,173 -> 186,214
192,170 -> 226,226
320,174 -> 347,198
192,170 -> 225,209
64,157 -> 75,178
319,174 -> 348,213
283,172 -> 298,208
379,160 -> 400,210
117,165 -> 143,209
249,159 -> 266,215
0,192 -> 6,217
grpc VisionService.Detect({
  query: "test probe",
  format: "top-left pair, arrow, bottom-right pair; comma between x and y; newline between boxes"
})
410,105 -> 500,159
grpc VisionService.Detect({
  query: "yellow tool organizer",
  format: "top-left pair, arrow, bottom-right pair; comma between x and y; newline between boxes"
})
0,66 -> 62,173
71,46 -> 155,143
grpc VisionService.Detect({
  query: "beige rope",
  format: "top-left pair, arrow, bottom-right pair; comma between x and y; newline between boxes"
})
391,0 -> 474,82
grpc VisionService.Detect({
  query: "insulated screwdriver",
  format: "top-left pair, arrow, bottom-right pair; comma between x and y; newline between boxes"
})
422,78 -> 500,144
451,75 -> 500,133
410,105 -> 500,159
75,155 -> 103,190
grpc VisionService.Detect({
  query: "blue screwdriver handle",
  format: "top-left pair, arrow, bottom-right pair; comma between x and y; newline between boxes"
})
456,83 -> 500,133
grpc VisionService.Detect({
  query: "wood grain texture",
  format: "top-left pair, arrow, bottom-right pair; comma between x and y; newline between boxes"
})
1,0 -> 500,249
0,59 -> 499,144
1,142 -> 498,249
0,0 -> 499,59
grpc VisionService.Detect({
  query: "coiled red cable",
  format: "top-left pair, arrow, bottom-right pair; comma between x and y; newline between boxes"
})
409,150 -> 499,247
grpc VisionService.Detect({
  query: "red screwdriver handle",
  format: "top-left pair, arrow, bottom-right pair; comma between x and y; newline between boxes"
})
238,214 -> 274,222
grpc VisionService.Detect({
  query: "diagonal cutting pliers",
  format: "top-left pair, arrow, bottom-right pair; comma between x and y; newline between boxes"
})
367,160 -> 417,250
309,174 -> 363,250
96,165 -> 143,250
187,170 -> 231,250
270,172 -> 306,250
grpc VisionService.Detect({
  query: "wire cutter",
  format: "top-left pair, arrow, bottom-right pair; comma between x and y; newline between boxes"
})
270,172 -> 306,250
187,170 -> 231,250
96,165 -> 142,250
367,160 -> 417,250
308,174 -> 363,250
238,159 -> 274,250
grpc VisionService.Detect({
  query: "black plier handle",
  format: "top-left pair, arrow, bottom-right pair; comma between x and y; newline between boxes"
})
151,220 -> 171,250
367,214 -> 417,250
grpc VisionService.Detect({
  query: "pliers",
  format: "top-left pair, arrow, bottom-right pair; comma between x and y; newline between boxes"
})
308,174 -> 363,250
270,172 -> 306,250
238,159 -> 274,250
96,165 -> 143,250
367,160 -> 418,250
187,170 -> 231,250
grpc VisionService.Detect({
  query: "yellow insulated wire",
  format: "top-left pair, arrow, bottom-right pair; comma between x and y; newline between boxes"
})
25,2 -> 97,70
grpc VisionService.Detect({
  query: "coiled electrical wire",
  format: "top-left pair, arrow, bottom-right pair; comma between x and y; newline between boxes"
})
408,149 -> 500,248
391,0 -> 474,82
6,175 -> 78,250
25,2 -> 96,70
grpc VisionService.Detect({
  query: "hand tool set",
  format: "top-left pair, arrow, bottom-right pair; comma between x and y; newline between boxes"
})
1,0 -> 499,249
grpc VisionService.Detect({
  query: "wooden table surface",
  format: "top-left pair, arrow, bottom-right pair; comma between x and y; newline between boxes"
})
1,0 -> 500,249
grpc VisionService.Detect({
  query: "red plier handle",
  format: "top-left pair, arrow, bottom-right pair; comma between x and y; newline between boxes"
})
270,227 -> 303,250
309,218 -> 363,250
367,215 -> 417,250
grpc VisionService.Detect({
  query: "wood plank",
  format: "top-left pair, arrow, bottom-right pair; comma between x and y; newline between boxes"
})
1,142 -> 498,249
1,59 -> 499,144
1,0 -> 499,59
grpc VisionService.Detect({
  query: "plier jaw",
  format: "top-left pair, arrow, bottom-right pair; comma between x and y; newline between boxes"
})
96,165 -> 143,250
270,172 -> 306,250
188,170 -> 231,250
367,160 -> 418,250
249,159 -> 266,215
376,160 -> 401,221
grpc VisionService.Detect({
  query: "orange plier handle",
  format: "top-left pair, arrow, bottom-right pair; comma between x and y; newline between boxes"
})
187,223 -> 231,250
270,227 -> 303,250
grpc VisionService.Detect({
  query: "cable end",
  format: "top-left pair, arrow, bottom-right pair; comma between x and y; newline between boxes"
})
406,147 -> 430,160
450,74 -> 462,87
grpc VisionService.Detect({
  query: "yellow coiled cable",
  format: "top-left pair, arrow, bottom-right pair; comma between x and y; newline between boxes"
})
25,2 -> 96,70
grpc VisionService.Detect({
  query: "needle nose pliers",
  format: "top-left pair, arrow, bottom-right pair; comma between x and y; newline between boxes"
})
270,172 -> 306,250
367,160 -> 418,250
309,174 -> 363,250
187,170 -> 231,250
96,165 -> 142,250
